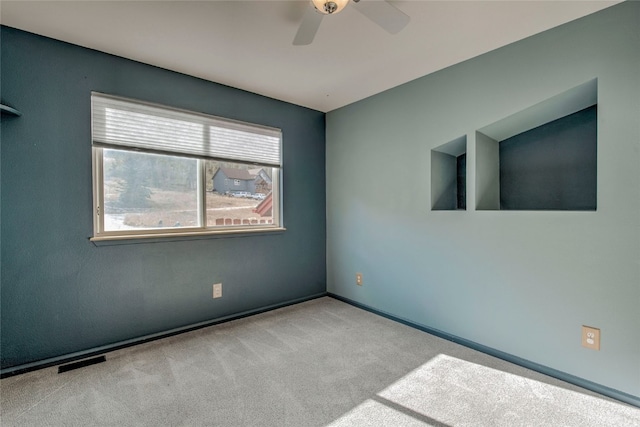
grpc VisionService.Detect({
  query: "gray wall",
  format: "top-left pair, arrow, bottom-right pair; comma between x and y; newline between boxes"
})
326,2 -> 639,397
499,106 -> 597,210
0,27 -> 326,370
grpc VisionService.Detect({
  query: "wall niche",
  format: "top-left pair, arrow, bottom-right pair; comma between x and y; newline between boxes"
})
431,136 -> 467,210
476,79 -> 597,211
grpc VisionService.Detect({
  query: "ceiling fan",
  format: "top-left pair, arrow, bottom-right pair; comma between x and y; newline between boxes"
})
293,0 -> 410,46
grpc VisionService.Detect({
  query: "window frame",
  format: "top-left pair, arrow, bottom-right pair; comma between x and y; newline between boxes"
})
90,94 -> 284,242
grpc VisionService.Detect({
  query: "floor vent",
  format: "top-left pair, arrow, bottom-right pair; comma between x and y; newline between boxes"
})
58,355 -> 106,374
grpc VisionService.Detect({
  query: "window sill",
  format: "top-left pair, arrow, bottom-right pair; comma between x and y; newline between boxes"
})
90,227 -> 286,246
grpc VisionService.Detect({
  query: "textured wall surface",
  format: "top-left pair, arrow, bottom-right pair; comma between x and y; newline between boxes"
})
327,2 -> 639,397
1,27 -> 326,369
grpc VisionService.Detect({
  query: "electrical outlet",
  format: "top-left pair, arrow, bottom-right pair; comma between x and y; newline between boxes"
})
213,283 -> 222,299
582,325 -> 600,350
356,273 -> 363,286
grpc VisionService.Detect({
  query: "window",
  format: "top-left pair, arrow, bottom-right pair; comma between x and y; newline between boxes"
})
91,93 -> 282,240
475,79 -> 597,211
431,135 -> 466,211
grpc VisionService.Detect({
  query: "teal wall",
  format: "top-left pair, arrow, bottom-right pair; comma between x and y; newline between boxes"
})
0,27 -> 326,370
327,2 -> 639,397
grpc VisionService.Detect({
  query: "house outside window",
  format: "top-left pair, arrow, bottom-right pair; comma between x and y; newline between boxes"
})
91,93 -> 282,240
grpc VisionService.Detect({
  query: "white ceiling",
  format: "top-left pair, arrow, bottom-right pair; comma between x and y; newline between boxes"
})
0,1 -> 619,112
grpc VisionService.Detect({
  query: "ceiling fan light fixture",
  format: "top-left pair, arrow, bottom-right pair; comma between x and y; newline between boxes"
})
311,0 -> 349,15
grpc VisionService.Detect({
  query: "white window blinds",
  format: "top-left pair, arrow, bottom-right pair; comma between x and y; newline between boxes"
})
91,93 -> 282,167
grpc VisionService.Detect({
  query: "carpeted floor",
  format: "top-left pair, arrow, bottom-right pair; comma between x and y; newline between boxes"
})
1,297 -> 639,426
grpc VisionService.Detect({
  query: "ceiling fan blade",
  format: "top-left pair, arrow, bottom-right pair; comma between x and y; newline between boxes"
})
352,0 -> 410,35
293,5 -> 323,46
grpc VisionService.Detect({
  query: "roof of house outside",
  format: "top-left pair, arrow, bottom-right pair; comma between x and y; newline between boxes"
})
217,167 -> 254,180
253,192 -> 273,217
